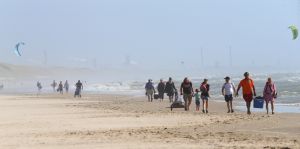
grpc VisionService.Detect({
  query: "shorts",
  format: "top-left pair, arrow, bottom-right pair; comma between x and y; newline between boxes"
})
225,94 -> 233,102
201,95 -> 209,101
243,94 -> 253,102
183,94 -> 193,103
146,89 -> 154,95
195,100 -> 200,106
167,92 -> 174,97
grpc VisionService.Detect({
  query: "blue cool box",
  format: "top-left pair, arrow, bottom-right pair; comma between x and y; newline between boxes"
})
253,97 -> 264,108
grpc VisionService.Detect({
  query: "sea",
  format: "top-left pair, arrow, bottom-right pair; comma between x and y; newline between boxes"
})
1,72 -> 300,113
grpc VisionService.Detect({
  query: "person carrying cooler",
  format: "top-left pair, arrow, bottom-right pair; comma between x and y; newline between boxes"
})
222,76 -> 236,113
200,79 -> 210,113
263,77 -> 277,115
145,79 -> 155,102
236,72 -> 256,115
180,77 -> 194,111
194,89 -> 201,111
157,79 -> 165,101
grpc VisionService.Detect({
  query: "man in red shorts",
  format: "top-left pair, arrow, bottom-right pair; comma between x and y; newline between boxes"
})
236,72 -> 256,115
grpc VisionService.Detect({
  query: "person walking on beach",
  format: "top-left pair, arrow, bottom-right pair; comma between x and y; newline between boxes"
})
51,80 -> 57,92
236,72 -> 256,115
157,79 -> 165,101
57,81 -> 63,94
200,79 -> 210,113
180,77 -> 194,111
194,89 -> 201,111
165,77 -> 177,103
64,80 -> 69,93
74,80 -> 83,98
145,79 -> 155,102
37,81 -> 42,95
263,77 -> 277,115
222,76 -> 236,113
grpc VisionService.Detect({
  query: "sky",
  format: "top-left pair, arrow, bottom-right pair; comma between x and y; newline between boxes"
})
0,0 -> 300,72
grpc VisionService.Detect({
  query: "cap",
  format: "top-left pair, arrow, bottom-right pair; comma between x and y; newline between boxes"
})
224,76 -> 230,80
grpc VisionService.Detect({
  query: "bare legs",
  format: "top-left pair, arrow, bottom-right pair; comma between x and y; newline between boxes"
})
169,96 -> 173,103
202,100 -> 208,113
266,100 -> 275,115
148,93 -> 153,102
227,101 -> 234,113
246,102 -> 251,115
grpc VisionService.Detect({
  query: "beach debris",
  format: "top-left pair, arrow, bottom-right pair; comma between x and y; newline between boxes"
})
288,25 -> 298,40
14,42 -> 25,56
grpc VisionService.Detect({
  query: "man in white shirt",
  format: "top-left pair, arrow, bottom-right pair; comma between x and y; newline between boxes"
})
222,76 -> 236,113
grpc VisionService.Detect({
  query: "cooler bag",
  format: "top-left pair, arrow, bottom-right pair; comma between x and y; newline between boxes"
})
154,93 -> 159,99
253,96 -> 264,108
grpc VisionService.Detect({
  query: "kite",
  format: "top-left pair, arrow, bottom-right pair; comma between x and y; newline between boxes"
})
14,42 -> 25,56
289,25 -> 298,40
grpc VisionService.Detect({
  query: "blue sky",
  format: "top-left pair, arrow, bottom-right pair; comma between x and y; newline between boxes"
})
0,0 -> 299,70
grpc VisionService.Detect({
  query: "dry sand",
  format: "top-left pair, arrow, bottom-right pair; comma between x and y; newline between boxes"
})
0,93 -> 299,149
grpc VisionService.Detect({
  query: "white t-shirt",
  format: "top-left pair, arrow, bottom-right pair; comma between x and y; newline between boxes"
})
222,82 -> 235,95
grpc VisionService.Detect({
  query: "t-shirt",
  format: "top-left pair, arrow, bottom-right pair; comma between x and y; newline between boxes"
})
157,82 -> 165,92
194,92 -> 200,101
222,82 -> 235,95
76,82 -> 83,89
165,82 -> 176,94
145,82 -> 154,90
238,78 -> 254,95
200,83 -> 210,96
181,82 -> 193,94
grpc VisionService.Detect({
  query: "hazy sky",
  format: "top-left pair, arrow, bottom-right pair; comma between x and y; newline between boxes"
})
0,0 -> 300,70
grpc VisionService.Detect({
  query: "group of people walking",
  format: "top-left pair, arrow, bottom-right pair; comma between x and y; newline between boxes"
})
145,72 -> 277,115
51,80 -> 70,94
37,80 -> 83,98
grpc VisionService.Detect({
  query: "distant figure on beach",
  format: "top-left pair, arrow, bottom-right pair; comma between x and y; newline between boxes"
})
57,81 -> 63,94
74,80 -> 83,98
165,77 -> 177,103
37,81 -> 42,95
64,80 -> 69,93
194,89 -> 201,111
222,76 -> 236,113
51,80 -> 57,92
0,84 -> 3,90
180,77 -> 194,111
263,77 -> 277,115
200,79 -> 210,113
236,72 -> 256,115
145,79 -> 155,102
157,79 -> 165,101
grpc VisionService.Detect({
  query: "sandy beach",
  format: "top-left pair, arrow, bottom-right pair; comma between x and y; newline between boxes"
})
0,93 -> 298,149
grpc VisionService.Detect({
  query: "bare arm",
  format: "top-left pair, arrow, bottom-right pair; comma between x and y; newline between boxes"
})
236,84 -> 241,97
180,84 -> 183,95
253,86 -> 256,96
222,85 -> 225,96
233,85 -> 236,95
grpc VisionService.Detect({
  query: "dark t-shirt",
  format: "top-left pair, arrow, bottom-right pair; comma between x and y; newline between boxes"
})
157,82 -> 165,92
181,82 -> 193,94
200,83 -> 210,96
165,82 -> 175,94
76,82 -> 82,89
